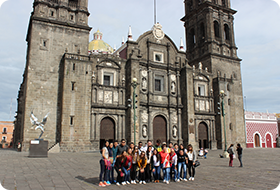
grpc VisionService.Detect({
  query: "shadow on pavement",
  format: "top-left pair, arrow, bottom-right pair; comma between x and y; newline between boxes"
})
75,175 -> 99,186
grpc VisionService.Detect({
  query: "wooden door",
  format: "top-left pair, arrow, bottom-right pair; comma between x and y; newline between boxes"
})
153,116 -> 167,143
198,122 -> 209,149
266,133 -> 272,148
100,117 -> 115,149
254,134 -> 260,147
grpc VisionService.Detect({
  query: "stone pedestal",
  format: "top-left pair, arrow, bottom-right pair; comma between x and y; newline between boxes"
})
29,140 -> 48,158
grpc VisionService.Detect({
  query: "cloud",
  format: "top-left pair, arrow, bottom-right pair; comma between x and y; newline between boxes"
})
0,0 -> 8,8
272,0 -> 280,8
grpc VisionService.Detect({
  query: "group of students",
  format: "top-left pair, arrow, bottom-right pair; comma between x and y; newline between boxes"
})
99,139 -> 198,187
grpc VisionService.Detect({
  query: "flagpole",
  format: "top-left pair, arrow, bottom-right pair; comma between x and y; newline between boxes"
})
154,0 -> 156,24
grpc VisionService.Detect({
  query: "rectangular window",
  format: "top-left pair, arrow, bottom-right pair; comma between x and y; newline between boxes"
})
3,128 -> 7,134
154,52 -> 164,63
71,82 -> 75,91
103,73 -> 114,86
73,63 -> 75,71
2,136 -> 6,141
70,116 -> 74,125
198,85 -> 205,96
155,75 -> 164,92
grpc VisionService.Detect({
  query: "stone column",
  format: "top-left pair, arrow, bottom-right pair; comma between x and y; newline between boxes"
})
95,113 -> 99,141
148,108 -> 153,142
122,115 -> 125,139
178,109 -> 182,143
118,115 -> 121,141
90,111 -> 95,140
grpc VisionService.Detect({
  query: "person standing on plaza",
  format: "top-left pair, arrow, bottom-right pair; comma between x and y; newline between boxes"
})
154,139 -> 162,153
177,149 -> 188,181
227,144 -> 234,167
129,142 -> 134,150
114,150 -> 127,186
107,142 -> 114,184
160,147 -> 171,184
138,151 -> 147,184
168,142 -> 173,153
117,139 -> 128,156
236,143 -> 243,167
145,146 -> 153,182
130,146 -> 139,184
123,148 -> 132,184
170,148 -> 178,182
174,143 -> 179,155
111,140 -> 118,183
151,149 -> 161,183
99,140 -> 111,187
186,144 -> 197,181
138,141 -> 145,154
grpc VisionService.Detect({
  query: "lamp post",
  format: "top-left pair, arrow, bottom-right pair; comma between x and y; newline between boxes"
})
132,78 -> 138,145
220,90 -> 228,157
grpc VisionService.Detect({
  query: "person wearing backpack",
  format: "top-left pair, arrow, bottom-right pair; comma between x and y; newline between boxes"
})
227,144 -> 234,167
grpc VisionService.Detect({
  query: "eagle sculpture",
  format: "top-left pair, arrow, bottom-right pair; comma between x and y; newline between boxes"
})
30,111 -> 49,139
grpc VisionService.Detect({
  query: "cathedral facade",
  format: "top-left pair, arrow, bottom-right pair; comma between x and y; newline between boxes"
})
14,0 -> 246,152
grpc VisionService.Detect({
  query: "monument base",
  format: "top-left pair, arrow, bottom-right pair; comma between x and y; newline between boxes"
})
29,140 -> 48,158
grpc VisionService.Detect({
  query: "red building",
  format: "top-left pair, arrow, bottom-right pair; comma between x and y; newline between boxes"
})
0,121 -> 14,148
246,112 -> 278,148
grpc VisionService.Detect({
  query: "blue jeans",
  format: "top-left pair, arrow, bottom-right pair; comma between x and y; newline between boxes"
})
162,167 -> 170,181
122,167 -> 131,182
177,162 -> 187,179
153,166 -> 160,180
171,164 -> 178,180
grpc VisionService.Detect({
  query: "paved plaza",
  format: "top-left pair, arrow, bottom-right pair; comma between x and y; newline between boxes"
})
0,148 -> 279,190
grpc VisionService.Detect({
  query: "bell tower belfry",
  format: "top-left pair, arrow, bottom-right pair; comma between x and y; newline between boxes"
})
181,0 -> 246,149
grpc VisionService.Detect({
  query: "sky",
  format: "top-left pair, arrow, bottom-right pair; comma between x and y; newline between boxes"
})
0,0 -> 279,121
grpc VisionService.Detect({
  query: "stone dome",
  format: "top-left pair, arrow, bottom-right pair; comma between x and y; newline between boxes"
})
88,30 -> 114,54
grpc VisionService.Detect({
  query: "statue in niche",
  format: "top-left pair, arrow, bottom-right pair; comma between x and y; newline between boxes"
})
142,126 -> 147,137
142,77 -> 147,91
173,126 -> 177,138
198,62 -> 202,71
171,82 -> 176,94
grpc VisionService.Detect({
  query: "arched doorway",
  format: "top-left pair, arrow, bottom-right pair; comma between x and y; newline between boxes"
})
153,115 -> 167,143
266,133 -> 272,148
254,134 -> 260,147
100,117 -> 115,149
198,122 -> 209,149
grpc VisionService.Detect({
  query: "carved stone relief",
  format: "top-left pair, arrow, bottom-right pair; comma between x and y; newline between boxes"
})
141,111 -> 148,123
171,112 -> 177,124
98,91 -> 103,101
114,91 -> 118,102
104,91 -> 112,104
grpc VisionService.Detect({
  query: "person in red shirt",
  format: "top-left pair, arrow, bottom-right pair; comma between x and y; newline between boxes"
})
159,147 -> 171,184
123,148 -> 132,184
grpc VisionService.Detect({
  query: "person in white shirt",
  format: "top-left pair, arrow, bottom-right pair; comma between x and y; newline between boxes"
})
186,144 -> 197,181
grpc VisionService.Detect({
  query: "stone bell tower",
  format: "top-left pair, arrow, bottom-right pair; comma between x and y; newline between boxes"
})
18,0 -> 91,150
181,0 -> 246,149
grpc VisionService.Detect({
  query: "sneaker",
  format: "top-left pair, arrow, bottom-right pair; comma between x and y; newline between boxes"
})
122,182 -> 126,185
139,181 -> 143,184
99,182 -> 106,187
180,177 -> 183,181
133,180 -> 137,184
192,177 -> 194,181
166,181 -> 169,184
126,181 -> 130,184
103,181 -> 110,186
143,181 -> 146,184
189,177 -> 192,181
176,179 -> 180,182
106,181 -> 111,185
116,182 -> 120,186
183,178 -> 188,181
163,179 -> 166,183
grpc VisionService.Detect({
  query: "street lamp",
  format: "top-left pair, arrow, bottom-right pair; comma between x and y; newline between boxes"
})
131,78 -> 138,145
220,90 -> 228,157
